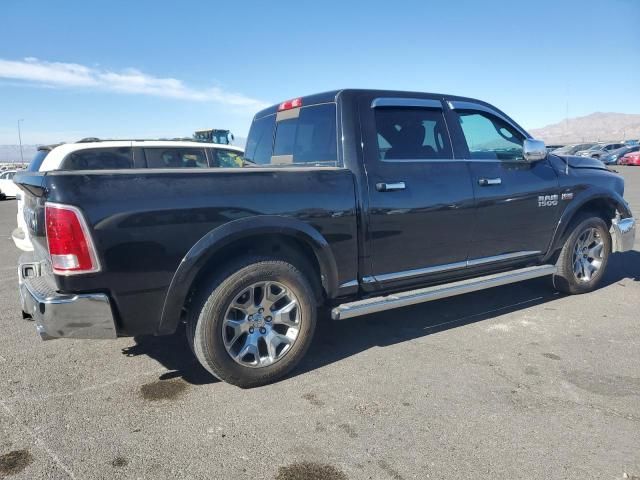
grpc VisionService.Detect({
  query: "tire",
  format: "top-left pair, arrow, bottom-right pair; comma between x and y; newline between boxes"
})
552,214 -> 611,294
187,255 -> 317,388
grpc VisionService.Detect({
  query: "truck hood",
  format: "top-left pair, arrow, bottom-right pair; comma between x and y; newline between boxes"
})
556,155 -> 607,171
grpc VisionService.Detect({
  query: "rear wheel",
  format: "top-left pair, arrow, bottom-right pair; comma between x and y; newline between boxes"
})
187,256 -> 317,388
553,215 -> 611,294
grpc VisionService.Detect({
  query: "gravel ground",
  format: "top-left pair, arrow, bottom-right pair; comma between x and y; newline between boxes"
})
1,167 -> 639,480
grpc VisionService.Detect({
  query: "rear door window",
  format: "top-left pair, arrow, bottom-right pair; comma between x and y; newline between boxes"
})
62,147 -> 134,170
374,108 -> 453,160
144,148 -> 208,168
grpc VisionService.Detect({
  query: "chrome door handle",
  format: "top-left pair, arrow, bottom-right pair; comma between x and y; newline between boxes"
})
376,182 -> 406,192
478,177 -> 502,186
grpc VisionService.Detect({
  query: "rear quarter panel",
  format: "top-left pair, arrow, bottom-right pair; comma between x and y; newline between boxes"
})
40,168 -> 358,335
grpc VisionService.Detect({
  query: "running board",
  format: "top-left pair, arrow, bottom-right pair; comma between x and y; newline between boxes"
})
331,265 -> 556,320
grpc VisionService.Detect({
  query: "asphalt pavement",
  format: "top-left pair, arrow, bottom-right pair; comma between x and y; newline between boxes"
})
1,168 -> 639,480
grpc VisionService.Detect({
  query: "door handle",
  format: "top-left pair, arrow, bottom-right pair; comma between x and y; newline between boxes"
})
478,177 -> 502,186
376,182 -> 406,192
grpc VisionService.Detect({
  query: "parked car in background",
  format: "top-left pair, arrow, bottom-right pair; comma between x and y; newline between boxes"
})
601,145 -> 640,165
11,139 -> 244,252
576,142 -> 626,159
552,143 -> 597,156
624,139 -> 639,146
0,170 -> 19,199
546,144 -> 564,152
619,151 -> 640,166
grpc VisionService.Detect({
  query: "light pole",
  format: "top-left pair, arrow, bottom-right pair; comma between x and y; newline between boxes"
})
17,119 -> 24,164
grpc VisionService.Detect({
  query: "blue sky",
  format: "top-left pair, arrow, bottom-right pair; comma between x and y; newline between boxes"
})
0,0 -> 638,144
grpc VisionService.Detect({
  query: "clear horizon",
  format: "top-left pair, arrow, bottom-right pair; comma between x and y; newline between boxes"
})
1,0 -> 639,145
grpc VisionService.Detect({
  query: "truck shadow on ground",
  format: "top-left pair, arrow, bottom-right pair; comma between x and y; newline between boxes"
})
122,250 -> 640,386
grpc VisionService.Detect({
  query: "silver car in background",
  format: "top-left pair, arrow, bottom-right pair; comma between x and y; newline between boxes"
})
575,142 -> 626,159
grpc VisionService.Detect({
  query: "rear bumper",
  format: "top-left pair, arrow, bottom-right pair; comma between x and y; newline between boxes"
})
18,259 -> 117,341
610,217 -> 636,253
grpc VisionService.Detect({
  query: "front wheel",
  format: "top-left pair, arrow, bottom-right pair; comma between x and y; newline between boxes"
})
187,256 -> 317,388
553,215 -> 611,294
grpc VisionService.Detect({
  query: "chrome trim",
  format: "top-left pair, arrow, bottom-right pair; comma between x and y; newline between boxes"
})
362,276 -> 376,284
372,251 -> 541,283
523,139 -> 547,162
371,98 -> 442,109
466,251 -> 541,267
332,265 -> 557,320
338,279 -> 359,289
376,181 -> 406,192
610,216 -> 636,253
19,258 -> 117,340
447,100 -> 528,138
375,261 -> 467,283
478,177 -> 502,186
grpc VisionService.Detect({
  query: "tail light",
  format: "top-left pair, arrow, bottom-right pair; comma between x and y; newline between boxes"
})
45,203 -> 100,275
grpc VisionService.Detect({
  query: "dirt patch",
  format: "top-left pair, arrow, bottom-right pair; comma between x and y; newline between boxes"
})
301,393 -> 325,407
378,459 -> 404,480
276,462 -> 347,480
565,370 -> 640,397
0,449 -> 33,476
140,378 -> 188,401
111,456 -> 128,468
524,366 -> 541,376
542,353 -> 561,361
338,423 -> 358,438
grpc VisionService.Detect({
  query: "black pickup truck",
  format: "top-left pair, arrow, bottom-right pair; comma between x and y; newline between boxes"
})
15,89 -> 636,387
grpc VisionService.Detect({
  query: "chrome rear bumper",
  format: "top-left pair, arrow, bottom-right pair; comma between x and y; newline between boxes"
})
610,217 -> 636,253
18,260 -> 117,341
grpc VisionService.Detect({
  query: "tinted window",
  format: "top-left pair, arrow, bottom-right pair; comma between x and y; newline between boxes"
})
244,114 -> 276,165
62,147 -> 133,170
457,111 -> 524,161
375,108 -> 453,160
27,150 -> 50,172
213,149 -> 243,167
144,148 -> 208,168
271,103 -> 337,165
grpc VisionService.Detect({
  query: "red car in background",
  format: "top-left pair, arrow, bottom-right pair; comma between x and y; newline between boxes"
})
619,151 -> 640,166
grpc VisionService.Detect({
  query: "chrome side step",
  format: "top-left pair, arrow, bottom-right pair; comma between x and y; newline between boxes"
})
331,264 -> 556,320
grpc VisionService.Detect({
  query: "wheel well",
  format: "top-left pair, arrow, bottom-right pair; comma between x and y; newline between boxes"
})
184,234 -> 325,316
574,198 -> 616,227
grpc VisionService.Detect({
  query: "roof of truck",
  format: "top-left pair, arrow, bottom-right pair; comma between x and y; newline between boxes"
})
253,88 -> 499,117
252,88 -> 529,138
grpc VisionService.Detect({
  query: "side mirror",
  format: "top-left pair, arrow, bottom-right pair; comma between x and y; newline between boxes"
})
523,139 -> 547,162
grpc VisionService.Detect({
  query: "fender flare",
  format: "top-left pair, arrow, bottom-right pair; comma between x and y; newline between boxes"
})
156,215 -> 339,335
545,188 -> 631,259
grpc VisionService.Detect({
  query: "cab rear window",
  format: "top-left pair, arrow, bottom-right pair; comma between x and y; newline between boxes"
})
27,150 -> 50,172
244,103 -> 338,166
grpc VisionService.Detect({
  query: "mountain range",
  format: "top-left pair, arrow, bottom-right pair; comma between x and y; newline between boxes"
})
529,112 -> 640,145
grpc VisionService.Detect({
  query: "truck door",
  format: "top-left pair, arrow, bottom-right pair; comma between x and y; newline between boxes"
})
446,101 -> 560,263
360,96 -> 475,289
